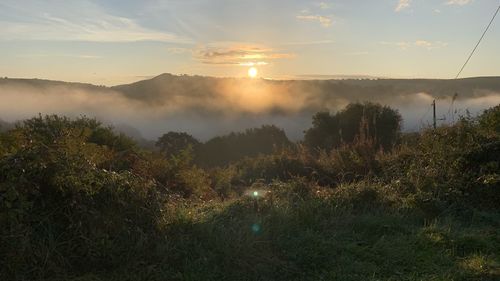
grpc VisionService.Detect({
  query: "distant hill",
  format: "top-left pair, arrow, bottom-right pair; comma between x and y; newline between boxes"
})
112,74 -> 500,105
0,77 -> 109,92
1,75 -> 499,140
3,74 -> 499,105
0,119 -> 14,132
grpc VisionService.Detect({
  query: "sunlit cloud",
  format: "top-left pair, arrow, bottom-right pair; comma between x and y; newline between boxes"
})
395,0 -> 411,12
239,62 -> 269,66
446,0 -> 473,6
194,44 -> 294,66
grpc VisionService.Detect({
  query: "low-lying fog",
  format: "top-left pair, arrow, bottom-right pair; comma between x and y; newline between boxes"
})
1,76 -> 499,141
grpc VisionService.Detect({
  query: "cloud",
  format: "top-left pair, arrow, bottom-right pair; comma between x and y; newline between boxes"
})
445,0 -> 473,6
16,54 -> 102,59
316,2 -> 332,10
0,1 -> 191,43
345,51 -> 370,56
193,44 -> 294,66
281,40 -> 334,46
414,40 -> 448,49
395,0 -> 411,12
380,41 -> 411,50
381,40 -> 448,50
167,47 -> 191,54
296,14 -> 333,27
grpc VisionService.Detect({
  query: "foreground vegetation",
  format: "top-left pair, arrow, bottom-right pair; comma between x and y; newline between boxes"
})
1,103 -> 499,280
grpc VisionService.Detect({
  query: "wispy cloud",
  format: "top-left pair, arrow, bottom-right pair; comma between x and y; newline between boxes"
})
0,1 -> 191,43
281,40 -> 334,46
395,0 -> 411,12
414,40 -> 448,49
316,2 -> 332,10
167,47 -> 191,54
345,51 -> 370,56
445,0 -> 473,6
16,54 -> 102,59
194,43 -> 294,66
381,40 -> 448,50
296,14 -> 333,27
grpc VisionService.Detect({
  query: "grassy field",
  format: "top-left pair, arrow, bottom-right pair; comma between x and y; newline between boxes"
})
54,182 -> 500,281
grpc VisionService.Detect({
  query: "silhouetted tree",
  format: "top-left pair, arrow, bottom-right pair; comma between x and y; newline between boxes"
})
196,125 -> 291,167
304,102 -> 401,152
303,112 -> 341,151
156,132 -> 200,158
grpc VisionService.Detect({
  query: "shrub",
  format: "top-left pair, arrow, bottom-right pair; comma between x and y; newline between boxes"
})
0,115 -> 164,279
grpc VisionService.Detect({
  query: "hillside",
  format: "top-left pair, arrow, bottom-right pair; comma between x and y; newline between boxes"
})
113,74 -> 500,105
1,75 -> 500,139
3,74 -> 500,104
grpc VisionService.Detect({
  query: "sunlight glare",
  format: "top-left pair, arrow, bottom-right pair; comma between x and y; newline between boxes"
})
248,67 -> 258,78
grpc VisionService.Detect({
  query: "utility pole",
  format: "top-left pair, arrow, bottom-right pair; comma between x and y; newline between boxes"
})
432,100 -> 437,129
432,99 -> 446,129
451,93 -> 458,123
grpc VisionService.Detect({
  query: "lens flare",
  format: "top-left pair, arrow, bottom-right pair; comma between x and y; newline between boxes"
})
251,223 -> 261,233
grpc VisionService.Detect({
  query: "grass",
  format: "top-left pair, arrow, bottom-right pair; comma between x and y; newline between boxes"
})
57,182 -> 500,281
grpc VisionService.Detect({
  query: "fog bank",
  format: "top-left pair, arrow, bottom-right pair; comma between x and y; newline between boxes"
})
1,76 -> 499,140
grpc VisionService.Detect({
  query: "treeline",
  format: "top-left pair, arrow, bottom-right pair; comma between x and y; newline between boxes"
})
156,102 -> 402,168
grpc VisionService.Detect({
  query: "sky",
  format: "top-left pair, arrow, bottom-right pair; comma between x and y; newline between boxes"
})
1,0 -> 499,85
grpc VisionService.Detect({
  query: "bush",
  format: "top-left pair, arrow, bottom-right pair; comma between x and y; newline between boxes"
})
234,149 -> 329,186
210,166 -> 239,199
0,115 -> 164,279
318,139 -> 380,183
378,115 -> 500,210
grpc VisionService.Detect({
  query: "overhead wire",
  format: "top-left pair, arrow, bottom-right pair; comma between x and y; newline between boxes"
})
454,4 -> 500,79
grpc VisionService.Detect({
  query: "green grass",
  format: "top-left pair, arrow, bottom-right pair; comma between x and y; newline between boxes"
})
62,182 -> 500,281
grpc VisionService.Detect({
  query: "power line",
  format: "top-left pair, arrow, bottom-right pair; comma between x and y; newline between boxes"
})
455,4 -> 500,79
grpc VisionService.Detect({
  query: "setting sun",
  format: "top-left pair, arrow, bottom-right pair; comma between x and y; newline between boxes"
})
248,67 -> 258,78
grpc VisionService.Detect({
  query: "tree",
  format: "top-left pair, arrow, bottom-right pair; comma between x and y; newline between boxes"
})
303,112 -> 340,151
156,132 -> 200,158
196,125 -> 291,167
304,102 -> 401,152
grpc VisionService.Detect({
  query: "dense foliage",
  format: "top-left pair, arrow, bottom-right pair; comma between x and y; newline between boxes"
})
156,132 -> 200,158
1,103 -> 499,281
195,125 -> 291,167
304,102 -> 402,152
